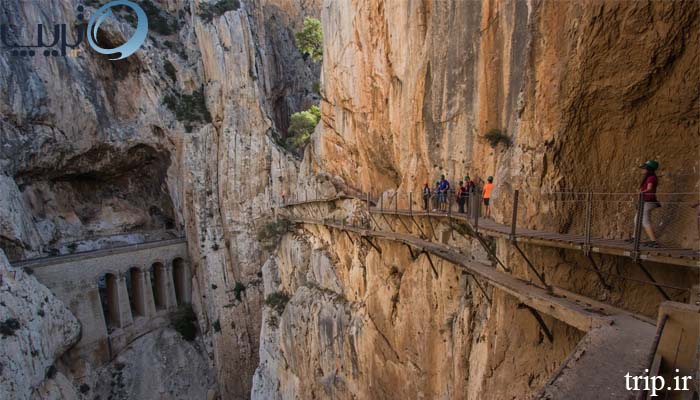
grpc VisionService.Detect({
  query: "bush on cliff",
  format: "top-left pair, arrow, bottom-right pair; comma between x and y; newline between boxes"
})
170,305 -> 198,341
163,87 -> 212,132
286,105 -> 320,154
256,218 -> 292,252
198,0 -> 241,22
295,17 -> 323,63
484,128 -> 511,148
265,292 -> 290,315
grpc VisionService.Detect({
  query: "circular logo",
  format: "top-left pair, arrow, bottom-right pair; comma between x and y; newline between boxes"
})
87,0 -> 148,60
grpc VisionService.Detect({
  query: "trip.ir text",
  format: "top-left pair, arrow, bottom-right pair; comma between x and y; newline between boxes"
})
625,369 -> 693,397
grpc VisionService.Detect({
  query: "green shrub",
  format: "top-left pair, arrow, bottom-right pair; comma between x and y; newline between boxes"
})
265,292 -> 290,314
295,17 -> 323,62
233,281 -> 246,301
484,128 -> 511,148
199,0 -> 241,22
170,305 -> 198,341
212,319 -> 221,333
256,218 -> 291,251
312,81 -> 321,95
163,87 -> 212,132
141,0 -> 179,35
163,59 -> 177,82
286,105 -> 320,154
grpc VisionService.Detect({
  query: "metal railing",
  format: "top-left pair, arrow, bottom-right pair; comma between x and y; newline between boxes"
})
280,189 -> 700,257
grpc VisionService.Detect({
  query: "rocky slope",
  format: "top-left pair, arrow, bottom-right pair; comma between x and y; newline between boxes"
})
0,0 -> 320,398
252,0 -> 699,399
1,0 -> 698,399
0,250 -> 81,400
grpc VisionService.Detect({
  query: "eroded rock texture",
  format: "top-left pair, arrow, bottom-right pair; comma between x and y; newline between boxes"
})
0,250 -> 81,400
0,0 -> 320,398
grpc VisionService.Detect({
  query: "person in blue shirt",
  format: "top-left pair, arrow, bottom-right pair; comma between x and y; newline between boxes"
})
438,175 -> 450,211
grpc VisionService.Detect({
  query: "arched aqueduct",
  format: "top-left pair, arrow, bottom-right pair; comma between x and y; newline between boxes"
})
15,238 -> 190,363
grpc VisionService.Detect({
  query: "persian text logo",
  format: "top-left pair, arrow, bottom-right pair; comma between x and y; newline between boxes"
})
88,1 -> 148,60
0,1 -> 148,60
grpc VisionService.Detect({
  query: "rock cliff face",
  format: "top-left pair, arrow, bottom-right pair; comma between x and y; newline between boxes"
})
0,250 -> 81,400
0,0 -> 320,398
1,0 -> 698,399
314,0 -> 699,197
252,217 -> 582,399
252,0 -> 699,399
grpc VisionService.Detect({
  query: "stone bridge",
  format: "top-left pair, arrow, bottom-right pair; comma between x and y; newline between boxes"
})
13,238 -> 191,365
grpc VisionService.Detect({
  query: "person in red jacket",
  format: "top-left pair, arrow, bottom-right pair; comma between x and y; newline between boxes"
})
635,160 -> 661,246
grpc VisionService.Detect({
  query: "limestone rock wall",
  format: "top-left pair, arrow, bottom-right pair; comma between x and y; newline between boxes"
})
0,0 -> 321,398
0,250 -> 81,400
312,0 -> 699,202
252,221 -> 583,399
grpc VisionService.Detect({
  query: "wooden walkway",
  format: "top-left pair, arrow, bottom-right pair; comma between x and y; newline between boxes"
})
291,217 -> 656,399
372,209 -> 700,268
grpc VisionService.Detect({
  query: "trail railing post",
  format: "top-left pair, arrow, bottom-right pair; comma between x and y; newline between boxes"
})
366,192 -> 370,211
510,190 -> 519,243
395,192 -> 398,214
304,188 -> 308,202
584,191 -> 593,255
380,193 -> 384,211
633,192 -> 644,260
448,191 -> 452,216
474,194 -> 480,232
409,192 -> 413,215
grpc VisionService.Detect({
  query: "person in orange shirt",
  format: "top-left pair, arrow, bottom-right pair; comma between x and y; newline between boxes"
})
482,176 -> 494,218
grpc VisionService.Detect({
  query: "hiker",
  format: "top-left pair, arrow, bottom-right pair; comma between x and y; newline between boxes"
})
634,160 -> 661,247
432,181 -> 440,212
483,176 -> 494,218
463,175 -> 474,213
456,181 -> 467,213
438,174 -> 450,211
422,183 -> 431,210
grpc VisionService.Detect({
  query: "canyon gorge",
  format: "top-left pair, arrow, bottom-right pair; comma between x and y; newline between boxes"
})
0,0 -> 698,399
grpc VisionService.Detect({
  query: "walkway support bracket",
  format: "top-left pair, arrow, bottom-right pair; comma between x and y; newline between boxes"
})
397,215 -> 412,234
468,272 -> 492,304
586,254 -> 612,291
343,230 -> 355,245
513,242 -> 549,290
381,214 -> 396,233
405,244 -> 417,260
422,251 -> 439,279
409,216 -> 428,240
361,236 -> 382,255
635,261 -> 671,301
519,303 -> 554,343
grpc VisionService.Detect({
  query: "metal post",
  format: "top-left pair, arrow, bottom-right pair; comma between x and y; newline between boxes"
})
633,192 -> 644,260
448,191 -> 452,216
395,192 -> 398,214
510,190 -> 519,243
380,193 -> 384,211
366,192 -> 370,211
409,192 -> 413,215
474,194 -> 480,231
584,191 -> 593,255
305,188 -> 308,202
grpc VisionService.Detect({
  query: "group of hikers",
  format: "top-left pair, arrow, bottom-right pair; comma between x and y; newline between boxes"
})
417,160 -> 699,248
421,174 -> 494,217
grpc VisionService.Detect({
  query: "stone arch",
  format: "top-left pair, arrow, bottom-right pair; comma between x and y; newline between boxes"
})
98,273 -> 120,330
128,267 -> 146,317
150,262 -> 167,310
172,257 -> 189,305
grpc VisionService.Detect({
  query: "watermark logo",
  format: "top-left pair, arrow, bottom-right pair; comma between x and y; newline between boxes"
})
88,1 -> 148,60
0,2 -> 148,60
